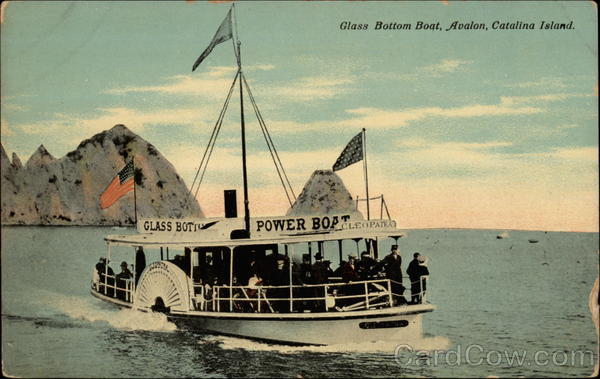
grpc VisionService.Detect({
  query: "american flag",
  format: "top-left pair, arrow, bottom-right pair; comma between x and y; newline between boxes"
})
332,132 -> 363,171
100,161 -> 135,209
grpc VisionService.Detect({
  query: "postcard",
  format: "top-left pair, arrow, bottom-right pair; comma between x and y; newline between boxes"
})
1,1 -> 597,377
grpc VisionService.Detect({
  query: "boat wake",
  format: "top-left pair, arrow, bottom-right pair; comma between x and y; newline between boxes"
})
203,335 -> 451,354
43,291 -> 177,332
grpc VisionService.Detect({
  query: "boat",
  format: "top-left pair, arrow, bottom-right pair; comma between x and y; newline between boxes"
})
497,231 -> 509,239
90,5 -> 435,345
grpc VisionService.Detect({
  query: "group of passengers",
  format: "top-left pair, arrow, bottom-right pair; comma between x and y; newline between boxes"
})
189,244 -> 430,313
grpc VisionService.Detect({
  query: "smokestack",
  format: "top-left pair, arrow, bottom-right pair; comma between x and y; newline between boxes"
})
224,190 -> 237,218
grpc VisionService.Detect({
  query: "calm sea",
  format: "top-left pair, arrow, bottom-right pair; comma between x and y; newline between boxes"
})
1,226 -> 598,377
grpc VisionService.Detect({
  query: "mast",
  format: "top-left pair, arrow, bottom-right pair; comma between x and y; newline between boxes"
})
234,5 -> 251,236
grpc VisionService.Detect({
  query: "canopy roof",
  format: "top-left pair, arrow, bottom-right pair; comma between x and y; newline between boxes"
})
105,215 -> 403,248
105,229 -> 404,248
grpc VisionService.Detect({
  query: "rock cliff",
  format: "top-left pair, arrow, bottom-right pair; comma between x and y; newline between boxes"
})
287,169 -> 361,217
1,124 -> 203,225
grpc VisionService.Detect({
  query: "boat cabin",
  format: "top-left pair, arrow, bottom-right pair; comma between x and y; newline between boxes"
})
91,214 -> 429,315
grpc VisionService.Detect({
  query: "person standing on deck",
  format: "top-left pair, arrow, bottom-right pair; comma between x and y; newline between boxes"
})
311,253 -> 331,312
201,254 -> 217,286
381,245 -> 406,304
269,256 -> 290,312
311,253 -> 330,284
357,251 -> 377,280
407,253 -> 429,304
116,261 -> 133,301
299,254 -> 313,284
95,257 -> 115,297
339,255 -> 360,282
135,247 -> 146,285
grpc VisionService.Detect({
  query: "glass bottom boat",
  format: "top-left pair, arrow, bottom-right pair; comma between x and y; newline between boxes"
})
91,215 -> 435,345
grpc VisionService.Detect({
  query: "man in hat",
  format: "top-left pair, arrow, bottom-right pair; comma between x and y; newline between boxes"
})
300,253 -> 313,284
337,255 -> 361,307
268,255 -> 290,312
357,250 -> 377,280
95,257 -> 115,297
381,245 -> 406,304
200,253 -> 217,286
311,252 -> 330,284
407,253 -> 429,304
116,261 -> 133,301
308,252 -> 332,312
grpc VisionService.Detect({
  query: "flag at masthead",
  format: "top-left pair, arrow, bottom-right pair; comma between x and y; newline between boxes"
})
192,9 -> 233,71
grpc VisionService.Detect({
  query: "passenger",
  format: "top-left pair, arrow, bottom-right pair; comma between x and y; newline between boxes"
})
296,254 -> 314,312
95,257 -> 106,278
95,257 -> 105,290
311,253 -> 332,312
171,254 -> 181,268
333,258 -> 347,278
244,272 -> 263,312
311,253 -> 330,284
322,260 -> 334,280
270,256 -> 290,286
236,257 -> 255,288
201,254 -> 217,286
268,256 -> 290,313
338,255 -> 361,307
356,251 -> 377,280
135,247 -> 146,285
299,254 -> 312,284
381,245 -> 406,304
116,261 -> 133,301
407,253 -> 430,304
256,254 -> 274,285
339,255 -> 360,282
95,257 -> 115,297
326,288 -> 340,311
291,260 -> 303,285
183,248 -> 192,276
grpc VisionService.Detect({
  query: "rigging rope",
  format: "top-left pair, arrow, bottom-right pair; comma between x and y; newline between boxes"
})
187,69 -> 297,211
187,70 -> 240,203
241,73 -> 297,205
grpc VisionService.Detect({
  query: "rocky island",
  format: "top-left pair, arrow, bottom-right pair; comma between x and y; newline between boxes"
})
1,124 -> 203,225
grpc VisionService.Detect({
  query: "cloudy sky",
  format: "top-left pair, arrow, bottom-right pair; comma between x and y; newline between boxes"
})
1,1 -> 597,232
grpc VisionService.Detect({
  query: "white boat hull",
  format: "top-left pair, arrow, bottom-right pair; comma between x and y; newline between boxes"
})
170,305 -> 434,345
92,288 -> 434,345
92,259 -> 436,345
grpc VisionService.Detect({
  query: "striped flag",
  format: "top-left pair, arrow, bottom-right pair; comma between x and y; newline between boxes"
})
332,132 -> 363,171
100,161 -> 135,209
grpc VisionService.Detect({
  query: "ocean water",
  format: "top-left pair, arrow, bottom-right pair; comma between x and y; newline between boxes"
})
1,226 -> 598,377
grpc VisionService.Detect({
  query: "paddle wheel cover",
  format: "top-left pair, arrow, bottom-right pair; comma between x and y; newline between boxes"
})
134,261 -> 191,312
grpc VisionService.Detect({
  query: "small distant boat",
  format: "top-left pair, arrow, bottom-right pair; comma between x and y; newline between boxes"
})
496,231 -> 509,239
528,239 -> 539,243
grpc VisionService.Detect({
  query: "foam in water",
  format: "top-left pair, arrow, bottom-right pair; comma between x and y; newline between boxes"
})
203,335 -> 451,354
45,292 -> 177,332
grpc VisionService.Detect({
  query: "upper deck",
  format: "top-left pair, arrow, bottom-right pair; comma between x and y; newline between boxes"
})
105,213 -> 404,248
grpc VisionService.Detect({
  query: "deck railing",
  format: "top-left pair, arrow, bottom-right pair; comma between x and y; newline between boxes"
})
91,270 -> 134,303
190,276 -> 428,313
91,267 -> 428,313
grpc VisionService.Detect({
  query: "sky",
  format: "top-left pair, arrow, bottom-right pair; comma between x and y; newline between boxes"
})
1,1 -> 598,232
